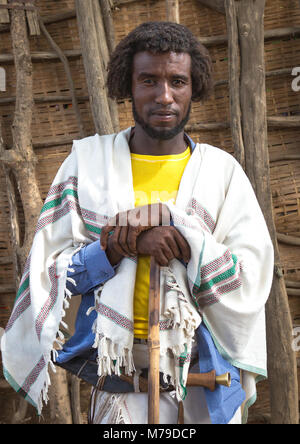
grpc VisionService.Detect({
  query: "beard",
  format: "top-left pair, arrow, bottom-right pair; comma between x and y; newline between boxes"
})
132,100 -> 191,141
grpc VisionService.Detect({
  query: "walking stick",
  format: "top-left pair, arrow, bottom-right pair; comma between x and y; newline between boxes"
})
148,256 -> 160,424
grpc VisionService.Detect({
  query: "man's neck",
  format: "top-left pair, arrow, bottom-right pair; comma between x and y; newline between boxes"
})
129,125 -> 188,156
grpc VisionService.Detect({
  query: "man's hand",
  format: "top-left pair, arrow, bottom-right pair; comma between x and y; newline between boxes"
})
136,226 -> 191,267
100,203 -> 171,256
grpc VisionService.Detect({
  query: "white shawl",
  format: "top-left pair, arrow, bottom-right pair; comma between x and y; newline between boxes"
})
1,127 -> 274,419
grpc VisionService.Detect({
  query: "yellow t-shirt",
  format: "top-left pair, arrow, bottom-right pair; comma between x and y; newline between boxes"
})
131,146 -> 191,338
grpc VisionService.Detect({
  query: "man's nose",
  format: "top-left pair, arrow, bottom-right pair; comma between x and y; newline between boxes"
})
155,81 -> 173,105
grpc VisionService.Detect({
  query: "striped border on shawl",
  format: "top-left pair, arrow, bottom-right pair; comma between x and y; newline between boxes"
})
81,207 -> 108,239
35,176 -> 81,234
192,252 -> 243,308
187,198 -> 216,234
5,291 -> 30,333
43,176 -> 78,199
3,366 -> 37,409
19,355 -> 46,397
5,255 -> 31,332
176,345 -> 190,400
95,301 -> 134,333
35,262 -> 59,341
159,319 -> 174,331
201,250 -> 234,281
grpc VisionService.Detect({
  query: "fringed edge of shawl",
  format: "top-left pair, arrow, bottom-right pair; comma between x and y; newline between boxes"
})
36,245 -> 84,415
93,334 -> 136,377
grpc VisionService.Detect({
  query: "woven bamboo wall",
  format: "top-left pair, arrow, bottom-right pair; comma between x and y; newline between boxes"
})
0,0 -> 299,423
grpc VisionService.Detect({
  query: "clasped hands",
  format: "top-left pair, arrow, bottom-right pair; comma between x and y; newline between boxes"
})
100,203 -> 191,267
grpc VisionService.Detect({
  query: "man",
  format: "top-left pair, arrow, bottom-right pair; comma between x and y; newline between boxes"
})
1,22 -> 274,424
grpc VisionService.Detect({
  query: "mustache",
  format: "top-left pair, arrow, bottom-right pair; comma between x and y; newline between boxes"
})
149,108 -> 179,116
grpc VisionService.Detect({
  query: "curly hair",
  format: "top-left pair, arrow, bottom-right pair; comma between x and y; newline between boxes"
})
107,21 -> 213,102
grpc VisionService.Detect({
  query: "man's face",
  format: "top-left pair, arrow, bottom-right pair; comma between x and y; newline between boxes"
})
131,51 -> 193,140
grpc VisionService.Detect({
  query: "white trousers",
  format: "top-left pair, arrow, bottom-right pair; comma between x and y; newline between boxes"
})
91,343 -> 241,424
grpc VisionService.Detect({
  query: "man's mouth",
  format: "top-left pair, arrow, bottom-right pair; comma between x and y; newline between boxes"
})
151,110 -> 178,121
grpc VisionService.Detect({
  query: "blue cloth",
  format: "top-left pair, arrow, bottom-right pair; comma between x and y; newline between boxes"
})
56,241 -> 116,363
196,324 -> 245,424
56,133 -> 245,423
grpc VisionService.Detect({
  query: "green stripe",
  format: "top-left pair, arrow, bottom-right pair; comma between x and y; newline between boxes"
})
191,239 -> 206,309
85,223 -> 102,235
176,344 -> 188,401
40,189 -> 78,214
15,276 -> 29,302
3,367 -> 37,411
195,254 -> 238,292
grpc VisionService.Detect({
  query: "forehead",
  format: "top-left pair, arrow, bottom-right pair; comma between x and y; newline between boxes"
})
132,51 -> 192,77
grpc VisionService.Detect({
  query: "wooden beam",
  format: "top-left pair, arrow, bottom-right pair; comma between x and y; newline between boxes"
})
0,0 -> 9,23
113,0 -> 141,6
186,115 -> 300,132
277,233 -> 300,247
0,95 -> 89,105
267,116 -> 300,128
286,288 -> 300,297
196,0 -> 225,14
270,154 -> 300,162
199,26 -> 300,47
236,0 -> 299,424
285,280 -> 300,289
210,67 -> 294,88
0,9 -> 77,32
0,49 -> 82,63
0,255 -> 13,265
0,285 -> 16,294
185,122 -> 230,131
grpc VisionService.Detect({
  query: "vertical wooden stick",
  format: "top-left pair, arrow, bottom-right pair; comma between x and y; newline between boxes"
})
148,256 -> 160,424
225,0 -> 245,169
165,0 -> 180,23
236,0 -> 299,424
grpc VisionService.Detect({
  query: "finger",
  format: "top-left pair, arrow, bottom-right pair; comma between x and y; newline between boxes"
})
118,225 -> 131,256
127,226 -> 140,254
110,226 -> 130,257
100,214 -> 119,250
173,229 -> 191,262
100,224 -> 115,250
165,232 -> 181,259
155,250 -> 170,267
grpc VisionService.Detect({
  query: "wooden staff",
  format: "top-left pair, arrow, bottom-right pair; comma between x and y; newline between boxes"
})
148,256 -> 161,424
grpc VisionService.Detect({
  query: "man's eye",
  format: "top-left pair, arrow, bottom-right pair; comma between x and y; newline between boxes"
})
173,79 -> 185,86
143,79 -> 155,85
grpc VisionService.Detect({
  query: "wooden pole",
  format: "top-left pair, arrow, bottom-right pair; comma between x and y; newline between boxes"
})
225,0 -> 245,168
234,0 -> 299,424
148,257 -> 161,424
75,0 -> 114,135
100,0 -> 116,54
165,0 -> 179,23
0,0 -> 73,424
92,0 -> 119,132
